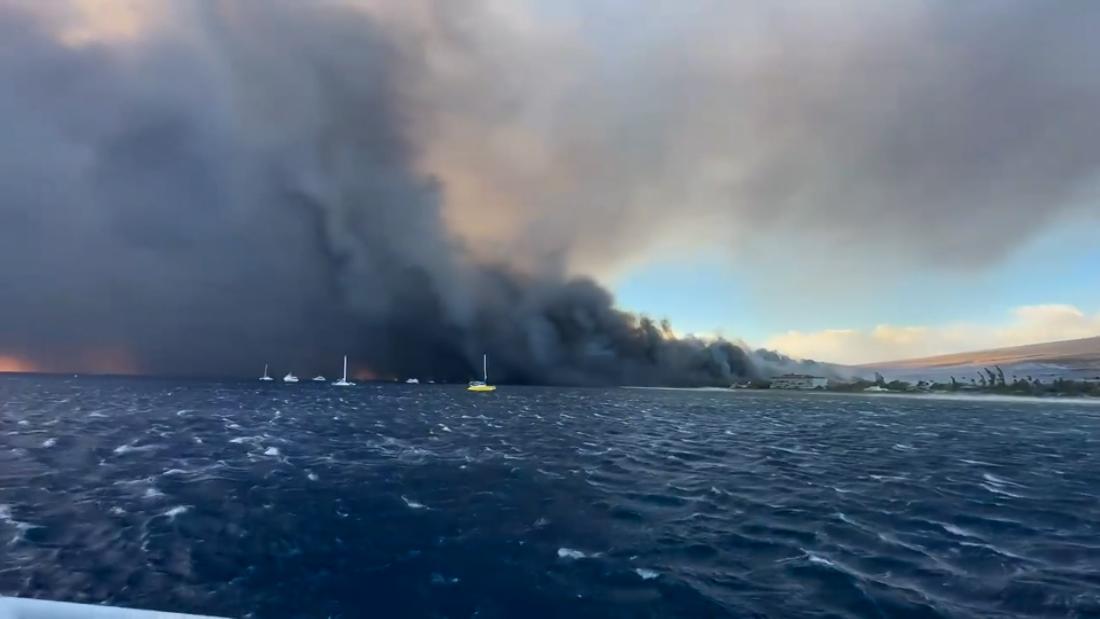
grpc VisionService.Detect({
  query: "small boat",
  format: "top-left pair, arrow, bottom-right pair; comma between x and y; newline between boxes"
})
312,375 -> 326,382
405,378 -> 420,384
259,364 -> 274,382
283,372 -> 299,383
332,355 -> 355,387
467,353 -> 496,392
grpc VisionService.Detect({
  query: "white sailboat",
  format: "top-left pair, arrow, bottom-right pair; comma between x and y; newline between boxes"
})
405,378 -> 420,384
332,355 -> 355,387
283,372 -> 299,383
467,353 -> 496,392
312,375 -> 326,382
259,364 -> 274,382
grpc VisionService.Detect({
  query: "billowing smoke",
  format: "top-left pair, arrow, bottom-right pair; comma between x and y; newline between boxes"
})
3,1 -> 1096,384
393,0 -> 1100,275
0,0 -> 775,384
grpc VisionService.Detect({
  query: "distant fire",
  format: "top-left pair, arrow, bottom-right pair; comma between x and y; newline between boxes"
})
353,367 -> 379,381
0,355 -> 38,374
0,348 -> 138,376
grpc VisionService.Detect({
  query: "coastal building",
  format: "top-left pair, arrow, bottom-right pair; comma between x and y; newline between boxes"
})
769,374 -> 828,390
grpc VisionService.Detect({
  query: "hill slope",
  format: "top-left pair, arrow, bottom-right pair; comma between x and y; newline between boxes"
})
861,336 -> 1100,382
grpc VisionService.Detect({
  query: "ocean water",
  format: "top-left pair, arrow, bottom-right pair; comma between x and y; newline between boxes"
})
0,377 -> 1098,618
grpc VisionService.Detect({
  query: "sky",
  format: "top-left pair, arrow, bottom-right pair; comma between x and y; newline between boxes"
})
1,0 -> 1099,377
615,222 -> 1100,364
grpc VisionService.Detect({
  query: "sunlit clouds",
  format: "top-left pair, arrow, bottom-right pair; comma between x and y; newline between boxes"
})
767,305 -> 1100,365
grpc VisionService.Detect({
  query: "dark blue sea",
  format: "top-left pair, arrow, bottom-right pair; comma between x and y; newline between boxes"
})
1,376 -> 1098,618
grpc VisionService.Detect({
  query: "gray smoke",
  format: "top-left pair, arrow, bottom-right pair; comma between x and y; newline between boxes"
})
0,0 -> 772,384
390,0 -> 1100,275
4,1 -> 1095,383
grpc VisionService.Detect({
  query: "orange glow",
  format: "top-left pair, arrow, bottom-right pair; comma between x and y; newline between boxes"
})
0,355 -> 38,374
55,0 -> 161,47
76,348 -> 140,375
353,367 -> 379,381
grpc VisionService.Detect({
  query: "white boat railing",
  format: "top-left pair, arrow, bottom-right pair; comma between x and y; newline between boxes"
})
0,597 -> 228,619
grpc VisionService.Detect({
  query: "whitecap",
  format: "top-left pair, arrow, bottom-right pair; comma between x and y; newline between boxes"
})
635,568 -> 659,580
162,468 -> 189,476
961,458 -> 999,467
163,505 -> 190,519
959,540 -> 1031,561
805,551 -> 836,567
936,522 -> 981,538
557,547 -> 588,560
982,472 -> 1022,487
0,505 -> 39,543
438,424 -> 452,433
109,506 -> 126,516
307,472 -> 319,481
835,512 -> 859,527
17,420 -> 29,426
142,487 -> 165,499
41,438 -> 57,448
264,446 -> 280,456
114,443 -> 159,455
981,483 -> 1023,498
402,496 -> 427,510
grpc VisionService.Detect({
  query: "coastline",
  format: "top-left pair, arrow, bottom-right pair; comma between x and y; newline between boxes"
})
625,385 -> 1100,405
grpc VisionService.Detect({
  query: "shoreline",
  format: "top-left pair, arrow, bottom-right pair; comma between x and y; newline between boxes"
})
626,386 -> 1100,405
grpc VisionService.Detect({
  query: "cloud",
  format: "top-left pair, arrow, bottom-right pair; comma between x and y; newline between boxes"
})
766,305 -> 1100,364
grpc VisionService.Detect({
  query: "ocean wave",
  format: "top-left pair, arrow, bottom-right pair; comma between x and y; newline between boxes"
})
0,377 -> 1095,617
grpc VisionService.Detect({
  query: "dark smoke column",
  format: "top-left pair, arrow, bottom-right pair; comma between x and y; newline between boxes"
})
0,1 -> 782,385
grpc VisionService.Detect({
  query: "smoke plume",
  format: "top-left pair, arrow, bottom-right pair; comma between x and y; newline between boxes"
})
0,0 -> 768,384
3,0 -> 1097,383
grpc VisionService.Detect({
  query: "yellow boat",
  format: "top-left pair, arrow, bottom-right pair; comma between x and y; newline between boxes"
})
467,353 -> 496,392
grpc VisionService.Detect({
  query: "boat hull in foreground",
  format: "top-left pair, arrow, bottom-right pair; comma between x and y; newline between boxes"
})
0,597 -> 227,619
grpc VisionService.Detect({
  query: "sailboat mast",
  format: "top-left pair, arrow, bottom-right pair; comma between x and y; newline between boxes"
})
343,355 -> 348,381
483,354 -> 488,382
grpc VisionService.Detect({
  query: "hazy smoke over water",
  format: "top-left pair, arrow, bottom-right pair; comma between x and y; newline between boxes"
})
1,0 -> 1097,383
